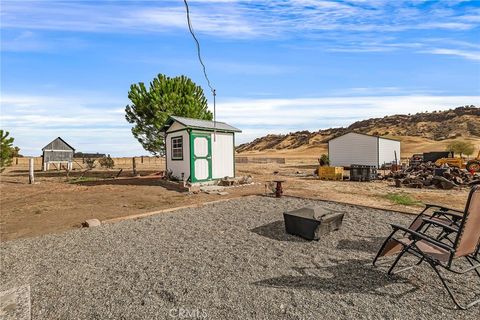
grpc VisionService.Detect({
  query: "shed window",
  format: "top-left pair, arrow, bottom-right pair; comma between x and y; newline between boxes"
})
171,136 -> 183,160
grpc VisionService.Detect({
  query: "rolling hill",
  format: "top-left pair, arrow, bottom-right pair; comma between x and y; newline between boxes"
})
236,106 -> 480,158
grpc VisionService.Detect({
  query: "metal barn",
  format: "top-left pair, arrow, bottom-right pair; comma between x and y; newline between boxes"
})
163,116 -> 241,183
328,132 -> 400,168
42,137 -> 75,171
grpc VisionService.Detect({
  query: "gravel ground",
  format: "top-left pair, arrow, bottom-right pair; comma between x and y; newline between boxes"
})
1,196 -> 479,320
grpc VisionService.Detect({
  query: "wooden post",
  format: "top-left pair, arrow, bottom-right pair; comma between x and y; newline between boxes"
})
132,157 -> 137,175
29,158 -> 34,184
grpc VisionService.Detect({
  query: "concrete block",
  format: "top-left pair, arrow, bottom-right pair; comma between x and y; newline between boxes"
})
83,219 -> 101,228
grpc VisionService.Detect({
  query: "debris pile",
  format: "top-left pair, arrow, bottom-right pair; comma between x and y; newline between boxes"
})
386,162 -> 479,190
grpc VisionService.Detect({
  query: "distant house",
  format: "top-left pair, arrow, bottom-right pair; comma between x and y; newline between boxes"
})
42,137 -> 75,171
162,116 -> 241,183
74,152 -> 106,159
328,132 -> 400,168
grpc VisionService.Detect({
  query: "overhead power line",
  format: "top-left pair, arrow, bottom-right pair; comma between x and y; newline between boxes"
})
183,0 -> 215,95
183,0 -> 217,137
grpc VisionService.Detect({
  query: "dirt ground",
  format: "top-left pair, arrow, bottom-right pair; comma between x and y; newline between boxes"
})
0,158 -> 465,242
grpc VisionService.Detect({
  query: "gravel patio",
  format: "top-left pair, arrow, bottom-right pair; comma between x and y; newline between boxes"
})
1,196 -> 479,319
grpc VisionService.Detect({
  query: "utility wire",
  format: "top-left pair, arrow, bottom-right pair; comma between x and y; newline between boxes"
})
183,0 -> 217,139
183,0 -> 215,94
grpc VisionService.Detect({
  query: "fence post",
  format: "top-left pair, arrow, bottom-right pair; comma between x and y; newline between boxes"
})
29,158 -> 35,184
132,157 -> 137,175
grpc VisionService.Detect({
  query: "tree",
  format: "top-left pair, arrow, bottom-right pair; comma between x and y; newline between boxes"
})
125,74 -> 213,156
0,130 -> 15,172
446,141 -> 475,157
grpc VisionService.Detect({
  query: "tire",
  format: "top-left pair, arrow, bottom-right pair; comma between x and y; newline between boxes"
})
466,161 -> 480,172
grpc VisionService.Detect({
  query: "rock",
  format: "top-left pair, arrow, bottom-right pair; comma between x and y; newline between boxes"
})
83,219 -> 101,228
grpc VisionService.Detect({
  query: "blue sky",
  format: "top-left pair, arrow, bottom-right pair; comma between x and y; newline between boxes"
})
1,0 -> 480,156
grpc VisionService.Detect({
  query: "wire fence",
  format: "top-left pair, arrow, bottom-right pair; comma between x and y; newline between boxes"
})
10,157 -> 166,171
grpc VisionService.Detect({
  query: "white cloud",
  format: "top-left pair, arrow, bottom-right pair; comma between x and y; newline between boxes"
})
214,95 -> 480,144
3,92 -> 478,154
1,0 -> 478,38
426,48 -> 480,61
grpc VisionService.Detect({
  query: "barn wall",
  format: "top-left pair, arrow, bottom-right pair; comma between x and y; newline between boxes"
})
378,138 -> 401,167
211,132 -> 234,179
43,150 -> 73,162
165,130 -> 190,180
43,138 -> 73,151
329,133 -> 378,167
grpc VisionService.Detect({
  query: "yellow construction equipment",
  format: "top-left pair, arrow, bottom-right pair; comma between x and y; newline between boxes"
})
435,156 -> 466,169
434,149 -> 480,172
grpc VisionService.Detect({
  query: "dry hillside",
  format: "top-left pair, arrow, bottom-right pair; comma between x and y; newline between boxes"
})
237,106 -> 480,157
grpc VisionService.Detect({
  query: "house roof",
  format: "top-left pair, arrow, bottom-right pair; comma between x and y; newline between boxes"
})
164,116 -> 242,133
327,131 -> 400,143
42,137 -> 75,151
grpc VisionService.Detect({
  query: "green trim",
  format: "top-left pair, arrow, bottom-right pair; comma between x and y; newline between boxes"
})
171,135 -> 184,161
233,133 -> 236,178
186,127 -> 240,133
190,132 -> 212,183
189,129 -> 193,182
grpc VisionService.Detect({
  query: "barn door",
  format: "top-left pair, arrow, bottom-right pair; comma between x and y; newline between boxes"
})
191,133 -> 211,182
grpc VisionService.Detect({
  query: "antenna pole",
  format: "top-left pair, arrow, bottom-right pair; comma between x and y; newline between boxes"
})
213,89 -> 216,142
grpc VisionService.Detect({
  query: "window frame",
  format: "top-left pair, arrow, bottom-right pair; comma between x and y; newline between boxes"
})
171,136 -> 184,161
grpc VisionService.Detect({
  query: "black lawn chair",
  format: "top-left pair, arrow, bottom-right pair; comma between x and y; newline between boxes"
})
373,185 -> 480,310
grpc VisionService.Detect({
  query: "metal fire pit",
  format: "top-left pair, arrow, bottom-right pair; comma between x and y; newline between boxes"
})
283,206 -> 344,240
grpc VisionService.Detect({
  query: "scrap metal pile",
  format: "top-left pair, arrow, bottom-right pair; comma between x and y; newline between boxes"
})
386,162 -> 479,190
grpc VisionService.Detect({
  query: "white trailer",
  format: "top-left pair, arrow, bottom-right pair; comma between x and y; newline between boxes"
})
328,132 -> 400,168
163,116 -> 241,183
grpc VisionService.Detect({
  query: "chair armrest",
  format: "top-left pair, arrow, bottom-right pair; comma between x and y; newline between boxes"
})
424,203 -> 463,214
390,224 -> 454,252
432,210 -> 463,221
422,218 -> 459,233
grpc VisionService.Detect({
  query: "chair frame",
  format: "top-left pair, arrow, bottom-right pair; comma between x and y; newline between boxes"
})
373,186 -> 480,310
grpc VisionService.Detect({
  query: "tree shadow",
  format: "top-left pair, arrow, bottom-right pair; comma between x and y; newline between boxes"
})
254,258 -> 419,298
336,236 -> 386,254
250,220 -> 306,242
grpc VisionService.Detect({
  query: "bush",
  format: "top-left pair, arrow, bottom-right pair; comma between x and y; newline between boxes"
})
85,158 -> 96,170
99,155 -> 115,169
318,154 -> 330,166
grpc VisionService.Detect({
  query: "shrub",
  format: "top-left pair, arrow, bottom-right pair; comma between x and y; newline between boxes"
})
99,155 -> 115,169
318,154 -> 330,166
85,158 -> 96,170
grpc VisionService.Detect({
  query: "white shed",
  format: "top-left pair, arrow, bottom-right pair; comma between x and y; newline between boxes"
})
328,132 -> 400,168
163,116 -> 241,183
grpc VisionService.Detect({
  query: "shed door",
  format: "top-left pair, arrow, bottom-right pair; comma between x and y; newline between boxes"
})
192,133 -> 211,182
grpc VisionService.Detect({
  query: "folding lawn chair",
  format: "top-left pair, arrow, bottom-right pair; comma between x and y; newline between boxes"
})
373,202 -> 464,265
373,185 -> 480,310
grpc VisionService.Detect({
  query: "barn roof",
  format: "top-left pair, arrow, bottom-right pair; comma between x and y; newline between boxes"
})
327,132 -> 400,143
42,137 -> 75,151
164,116 -> 241,133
